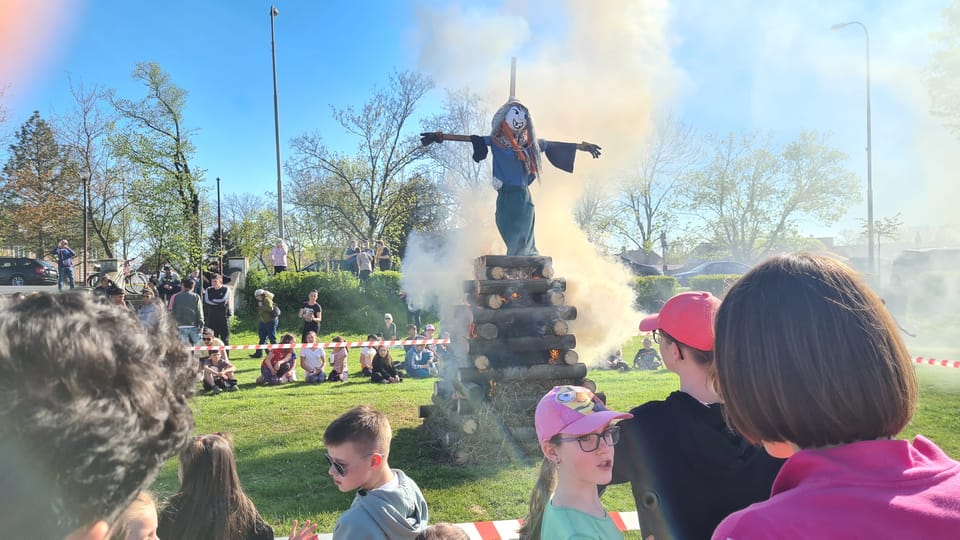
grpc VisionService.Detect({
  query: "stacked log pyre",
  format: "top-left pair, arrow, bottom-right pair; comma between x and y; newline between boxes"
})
419,255 -> 598,464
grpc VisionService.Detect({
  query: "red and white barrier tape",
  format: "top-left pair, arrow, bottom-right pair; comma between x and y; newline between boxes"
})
189,338 -> 450,352
290,511 -> 640,540
913,357 -> 960,369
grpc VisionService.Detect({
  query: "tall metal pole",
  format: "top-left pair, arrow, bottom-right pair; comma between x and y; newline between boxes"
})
217,177 -> 223,273
270,6 -> 285,240
82,175 -> 89,283
833,21 -> 874,274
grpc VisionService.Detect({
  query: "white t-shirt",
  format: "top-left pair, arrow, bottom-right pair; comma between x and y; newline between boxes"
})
360,346 -> 376,368
301,347 -> 326,372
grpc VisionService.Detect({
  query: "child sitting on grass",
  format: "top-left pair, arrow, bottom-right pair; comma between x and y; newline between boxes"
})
328,336 -> 349,382
201,349 -> 238,394
359,334 -> 377,376
300,331 -> 327,383
324,405 -> 428,539
257,333 -> 296,385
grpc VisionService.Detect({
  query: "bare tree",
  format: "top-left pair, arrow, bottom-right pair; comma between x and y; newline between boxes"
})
613,115 -> 698,256
422,88 -> 492,193
287,71 -> 441,248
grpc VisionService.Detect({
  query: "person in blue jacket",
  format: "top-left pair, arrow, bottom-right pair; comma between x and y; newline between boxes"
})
421,99 -> 601,256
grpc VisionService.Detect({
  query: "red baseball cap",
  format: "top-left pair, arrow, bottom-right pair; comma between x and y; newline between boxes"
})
639,291 -> 720,352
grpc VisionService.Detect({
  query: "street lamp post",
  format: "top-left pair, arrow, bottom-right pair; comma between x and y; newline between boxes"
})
270,5 -> 285,240
832,21 -> 874,275
81,170 -> 90,283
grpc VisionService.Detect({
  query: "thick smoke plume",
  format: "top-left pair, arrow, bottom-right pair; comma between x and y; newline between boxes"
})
403,0 -> 681,364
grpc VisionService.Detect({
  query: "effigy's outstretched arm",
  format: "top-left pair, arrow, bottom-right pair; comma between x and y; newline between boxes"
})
421,132 -> 489,162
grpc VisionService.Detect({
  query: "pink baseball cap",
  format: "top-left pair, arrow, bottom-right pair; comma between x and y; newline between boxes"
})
424,324 -> 436,331
639,291 -> 720,352
535,385 -> 632,444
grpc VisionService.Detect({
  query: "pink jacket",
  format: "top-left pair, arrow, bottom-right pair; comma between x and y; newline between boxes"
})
713,436 -> 960,539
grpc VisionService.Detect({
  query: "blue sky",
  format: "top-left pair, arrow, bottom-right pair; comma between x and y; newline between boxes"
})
2,0 -> 957,241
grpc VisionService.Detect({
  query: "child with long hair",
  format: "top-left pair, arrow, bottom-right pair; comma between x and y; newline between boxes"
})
328,336 -> 349,382
157,433 -> 273,540
519,385 -> 632,540
370,344 -> 401,383
712,254 -> 960,539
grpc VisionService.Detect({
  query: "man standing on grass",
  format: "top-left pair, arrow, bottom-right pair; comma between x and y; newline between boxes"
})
171,277 -> 204,346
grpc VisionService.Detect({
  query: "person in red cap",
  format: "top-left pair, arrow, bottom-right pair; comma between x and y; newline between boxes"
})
603,291 -> 784,540
520,385 -> 632,540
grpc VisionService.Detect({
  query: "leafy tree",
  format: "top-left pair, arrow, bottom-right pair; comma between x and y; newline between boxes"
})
1,110 -> 78,257
573,177 -> 615,249
860,212 -> 903,262
928,0 -> 960,138
287,71 -> 441,252
685,131 -> 859,261
220,193 -> 275,270
111,62 -> 203,267
421,88 -> 492,194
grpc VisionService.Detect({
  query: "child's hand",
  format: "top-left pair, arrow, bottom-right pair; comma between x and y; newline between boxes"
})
289,519 -> 319,540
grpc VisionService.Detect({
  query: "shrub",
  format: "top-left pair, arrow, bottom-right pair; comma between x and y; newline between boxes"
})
633,275 -> 678,312
688,274 -> 742,298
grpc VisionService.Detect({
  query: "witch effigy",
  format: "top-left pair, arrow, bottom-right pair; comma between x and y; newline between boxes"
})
420,87 -> 601,256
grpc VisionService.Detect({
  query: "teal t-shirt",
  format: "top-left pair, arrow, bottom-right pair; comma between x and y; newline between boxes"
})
540,499 -> 624,540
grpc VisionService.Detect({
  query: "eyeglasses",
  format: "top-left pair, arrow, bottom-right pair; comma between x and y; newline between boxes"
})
324,452 -> 377,477
203,337 -> 213,341
652,329 -> 661,344
553,425 -> 621,453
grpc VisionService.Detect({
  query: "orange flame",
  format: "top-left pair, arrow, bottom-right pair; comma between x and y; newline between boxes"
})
510,292 -> 520,299
548,349 -> 560,365
469,322 -> 477,339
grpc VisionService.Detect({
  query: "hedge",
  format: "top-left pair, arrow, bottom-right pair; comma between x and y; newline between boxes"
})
687,274 -> 743,298
240,270 -> 434,335
633,275 -> 678,312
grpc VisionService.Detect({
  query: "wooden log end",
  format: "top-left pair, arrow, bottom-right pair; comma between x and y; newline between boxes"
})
581,378 -> 597,393
538,262 -> 555,279
463,417 -> 479,434
474,355 -> 491,371
552,319 -> 569,336
486,294 -> 504,310
563,349 -> 579,366
547,290 -> 565,306
490,266 -> 505,280
476,323 -> 499,340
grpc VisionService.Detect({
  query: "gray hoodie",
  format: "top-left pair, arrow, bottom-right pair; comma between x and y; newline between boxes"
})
332,469 -> 429,540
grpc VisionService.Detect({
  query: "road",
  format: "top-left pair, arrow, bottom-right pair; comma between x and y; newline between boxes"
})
0,284 -> 69,295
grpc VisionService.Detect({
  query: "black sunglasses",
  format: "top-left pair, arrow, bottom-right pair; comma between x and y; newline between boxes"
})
324,451 -> 377,477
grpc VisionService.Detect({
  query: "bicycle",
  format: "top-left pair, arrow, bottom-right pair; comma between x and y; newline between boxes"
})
86,258 -> 149,294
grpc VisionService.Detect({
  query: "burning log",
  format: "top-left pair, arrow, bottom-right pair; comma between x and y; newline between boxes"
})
457,381 -> 487,403
477,256 -> 554,280
481,288 -> 566,310
470,348 -> 578,368
458,363 -> 587,384
465,278 -> 566,295
468,334 -> 576,356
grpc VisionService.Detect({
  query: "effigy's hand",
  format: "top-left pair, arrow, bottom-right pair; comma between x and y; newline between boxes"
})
420,132 -> 444,146
470,135 -> 488,162
579,142 -> 602,158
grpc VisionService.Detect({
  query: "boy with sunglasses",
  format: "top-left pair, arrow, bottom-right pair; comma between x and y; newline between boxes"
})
323,405 -> 429,539
603,291 -> 784,540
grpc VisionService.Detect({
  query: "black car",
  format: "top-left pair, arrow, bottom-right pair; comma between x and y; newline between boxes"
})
0,257 -> 59,286
672,261 -> 751,286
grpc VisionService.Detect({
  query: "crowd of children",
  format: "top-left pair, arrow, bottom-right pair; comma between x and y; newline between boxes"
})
6,253 -> 960,540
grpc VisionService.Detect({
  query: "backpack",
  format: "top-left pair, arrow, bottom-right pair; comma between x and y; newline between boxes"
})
272,304 -> 282,319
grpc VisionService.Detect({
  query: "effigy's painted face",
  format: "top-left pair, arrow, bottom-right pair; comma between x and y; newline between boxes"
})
506,105 -> 527,131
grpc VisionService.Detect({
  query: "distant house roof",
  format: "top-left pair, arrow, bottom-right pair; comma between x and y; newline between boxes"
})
619,249 -> 662,265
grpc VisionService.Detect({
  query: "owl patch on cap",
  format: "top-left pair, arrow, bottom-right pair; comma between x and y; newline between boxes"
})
555,385 -> 604,414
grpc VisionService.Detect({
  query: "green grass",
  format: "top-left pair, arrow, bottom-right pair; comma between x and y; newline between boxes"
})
152,323 -> 960,536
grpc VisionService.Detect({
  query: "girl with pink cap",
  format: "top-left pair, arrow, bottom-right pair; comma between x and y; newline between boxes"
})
519,385 -> 632,540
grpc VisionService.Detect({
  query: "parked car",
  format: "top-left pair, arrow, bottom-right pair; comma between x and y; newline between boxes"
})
300,261 -> 325,272
625,260 -> 663,276
672,261 -> 751,286
0,257 -> 59,286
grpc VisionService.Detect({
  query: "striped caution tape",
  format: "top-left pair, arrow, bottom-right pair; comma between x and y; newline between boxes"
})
913,357 -> 960,369
189,338 -> 450,352
280,510 -> 640,540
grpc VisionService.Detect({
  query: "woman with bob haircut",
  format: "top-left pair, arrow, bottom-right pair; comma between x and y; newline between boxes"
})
712,254 -> 960,539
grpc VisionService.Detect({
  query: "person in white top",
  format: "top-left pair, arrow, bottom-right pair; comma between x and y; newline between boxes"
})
300,331 -> 327,383
359,334 -> 377,376
271,238 -> 288,274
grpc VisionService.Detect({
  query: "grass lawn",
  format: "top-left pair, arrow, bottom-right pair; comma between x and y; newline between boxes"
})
150,326 -> 960,536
